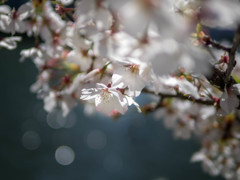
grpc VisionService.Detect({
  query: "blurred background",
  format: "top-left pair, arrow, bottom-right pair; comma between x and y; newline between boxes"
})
0,0 -> 226,180
0,29 -> 225,180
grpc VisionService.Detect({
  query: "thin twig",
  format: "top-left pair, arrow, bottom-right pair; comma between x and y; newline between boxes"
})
142,88 -> 215,106
206,38 -> 231,52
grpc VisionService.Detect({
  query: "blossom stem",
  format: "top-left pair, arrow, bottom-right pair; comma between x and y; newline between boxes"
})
205,38 -> 231,52
142,88 -> 215,106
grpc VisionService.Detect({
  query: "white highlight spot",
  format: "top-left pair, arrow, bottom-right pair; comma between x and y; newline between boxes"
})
58,0 -> 73,6
55,146 -> 75,166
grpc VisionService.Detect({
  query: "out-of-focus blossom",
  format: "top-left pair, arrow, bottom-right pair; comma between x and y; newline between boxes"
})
201,0 -> 240,29
44,91 -> 76,117
2,2 -> 32,34
75,0 -> 112,31
218,84 -> 240,116
20,47 -> 42,62
0,36 -> 21,50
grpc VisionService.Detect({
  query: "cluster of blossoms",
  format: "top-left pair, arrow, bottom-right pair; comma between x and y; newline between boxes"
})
2,0 -> 240,179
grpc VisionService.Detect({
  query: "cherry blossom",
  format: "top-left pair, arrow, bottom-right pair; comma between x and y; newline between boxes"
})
81,83 -> 133,116
218,84 -> 240,116
112,57 -> 152,97
0,2 -> 32,34
0,36 -> 21,50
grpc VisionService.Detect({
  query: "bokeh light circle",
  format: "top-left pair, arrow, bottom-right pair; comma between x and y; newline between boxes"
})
55,145 -> 75,166
22,131 -> 41,150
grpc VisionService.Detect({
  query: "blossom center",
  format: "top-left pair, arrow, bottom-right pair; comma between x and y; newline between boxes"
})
100,88 -> 111,102
125,64 -> 140,74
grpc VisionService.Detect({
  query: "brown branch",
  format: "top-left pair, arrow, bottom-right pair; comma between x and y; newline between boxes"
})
205,38 -> 231,52
225,26 -> 240,84
142,88 -> 215,106
206,67 -> 236,91
142,27 -> 240,109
